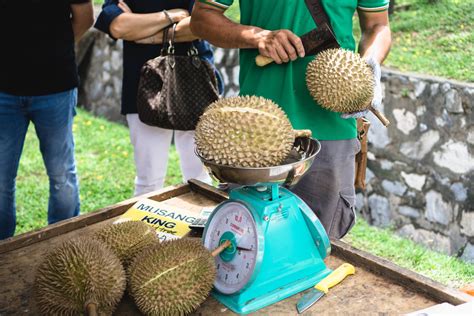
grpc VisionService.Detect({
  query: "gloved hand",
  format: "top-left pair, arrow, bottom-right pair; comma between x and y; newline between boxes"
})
341,56 -> 382,119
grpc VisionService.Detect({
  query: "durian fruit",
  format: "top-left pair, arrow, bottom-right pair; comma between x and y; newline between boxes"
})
34,237 -> 126,315
94,220 -> 158,266
128,238 -> 216,316
195,96 -> 311,167
306,48 -> 374,113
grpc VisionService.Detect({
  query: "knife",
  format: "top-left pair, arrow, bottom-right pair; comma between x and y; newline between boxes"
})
255,0 -> 340,67
296,263 -> 355,314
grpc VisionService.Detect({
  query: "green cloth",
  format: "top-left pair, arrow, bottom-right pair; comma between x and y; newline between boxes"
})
200,0 -> 389,140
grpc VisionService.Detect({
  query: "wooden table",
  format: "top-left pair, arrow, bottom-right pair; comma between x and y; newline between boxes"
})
0,180 -> 470,315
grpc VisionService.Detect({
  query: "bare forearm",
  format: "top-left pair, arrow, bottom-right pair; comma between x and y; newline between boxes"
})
71,2 -> 94,42
359,25 -> 391,63
110,12 -> 171,41
191,5 -> 264,49
135,17 -> 198,44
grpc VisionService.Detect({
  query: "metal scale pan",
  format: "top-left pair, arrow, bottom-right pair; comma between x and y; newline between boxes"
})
195,137 -> 321,187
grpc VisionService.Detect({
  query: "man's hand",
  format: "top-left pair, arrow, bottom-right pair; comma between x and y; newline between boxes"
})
256,29 -> 305,64
341,56 -> 382,119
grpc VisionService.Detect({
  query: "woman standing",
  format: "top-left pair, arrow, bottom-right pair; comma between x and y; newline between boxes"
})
95,0 -> 221,195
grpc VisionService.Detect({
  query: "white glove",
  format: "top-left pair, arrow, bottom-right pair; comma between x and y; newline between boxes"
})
341,56 -> 382,119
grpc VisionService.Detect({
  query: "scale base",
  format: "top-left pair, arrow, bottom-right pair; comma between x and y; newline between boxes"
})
212,267 -> 331,315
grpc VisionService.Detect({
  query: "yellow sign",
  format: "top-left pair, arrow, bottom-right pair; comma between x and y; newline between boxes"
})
117,199 -> 198,242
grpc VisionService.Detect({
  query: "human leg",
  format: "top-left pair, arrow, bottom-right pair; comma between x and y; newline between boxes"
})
291,139 -> 360,239
126,114 -> 173,196
0,92 -> 29,240
31,89 -> 80,224
174,130 -> 212,184
0,92 -> 30,239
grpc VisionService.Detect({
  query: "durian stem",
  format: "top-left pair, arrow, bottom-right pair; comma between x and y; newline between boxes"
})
211,240 -> 232,257
85,302 -> 98,316
255,55 -> 274,67
294,129 -> 312,138
369,106 -> 390,127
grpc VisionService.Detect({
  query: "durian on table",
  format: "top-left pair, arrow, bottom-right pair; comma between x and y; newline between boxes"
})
34,237 -> 126,316
128,238 -> 217,316
306,48 -> 390,126
195,95 -> 311,168
94,220 -> 158,267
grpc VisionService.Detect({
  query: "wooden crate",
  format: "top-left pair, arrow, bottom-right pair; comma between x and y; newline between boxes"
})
0,180 -> 470,315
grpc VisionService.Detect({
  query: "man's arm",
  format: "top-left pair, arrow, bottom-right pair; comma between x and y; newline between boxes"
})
357,9 -> 391,63
191,2 -> 304,64
70,1 -> 94,42
135,17 -> 198,44
109,0 -> 188,41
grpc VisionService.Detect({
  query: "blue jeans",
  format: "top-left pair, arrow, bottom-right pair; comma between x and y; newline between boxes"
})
0,89 -> 80,239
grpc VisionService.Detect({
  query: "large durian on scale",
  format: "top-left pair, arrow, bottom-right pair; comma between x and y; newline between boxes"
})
306,48 -> 374,113
195,96 -> 310,167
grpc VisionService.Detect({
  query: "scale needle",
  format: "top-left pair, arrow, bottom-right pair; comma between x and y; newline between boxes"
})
236,245 -> 252,251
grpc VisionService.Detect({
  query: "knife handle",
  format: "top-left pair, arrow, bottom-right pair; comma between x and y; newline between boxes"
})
255,55 -> 274,67
315,263 -> 355,294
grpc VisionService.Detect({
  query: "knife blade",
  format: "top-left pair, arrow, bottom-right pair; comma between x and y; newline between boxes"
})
296,263 -> 355,314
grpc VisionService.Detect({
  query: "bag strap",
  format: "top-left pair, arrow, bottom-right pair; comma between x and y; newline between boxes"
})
304,0 -> 336,34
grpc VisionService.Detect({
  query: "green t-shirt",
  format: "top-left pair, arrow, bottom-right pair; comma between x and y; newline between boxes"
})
200,0 -> 389,140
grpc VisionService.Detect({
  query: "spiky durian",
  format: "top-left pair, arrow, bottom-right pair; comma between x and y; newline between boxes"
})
94,220 -> 158,266
306,48 -> 374,113
195,96 -> 310,167
34,237 -> 126,315
128,238 -> 216,316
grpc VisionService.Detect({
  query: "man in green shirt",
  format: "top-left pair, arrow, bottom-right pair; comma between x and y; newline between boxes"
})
191,0 -> 391,238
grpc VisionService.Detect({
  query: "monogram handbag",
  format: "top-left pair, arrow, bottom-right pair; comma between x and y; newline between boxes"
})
136,23 -> 219,130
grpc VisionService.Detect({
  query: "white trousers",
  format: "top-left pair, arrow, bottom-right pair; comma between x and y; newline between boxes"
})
126,114 -> 211,196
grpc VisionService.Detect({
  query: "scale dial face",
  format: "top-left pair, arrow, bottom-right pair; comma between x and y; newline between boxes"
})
203,201 -> 259,294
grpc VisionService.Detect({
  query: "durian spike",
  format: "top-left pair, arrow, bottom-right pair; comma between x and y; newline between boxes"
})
294,129 -> 312,138
369,105 -> 390,126
85,302 -> 98,316
255,55 -> 274,67
211,239 -> 232,257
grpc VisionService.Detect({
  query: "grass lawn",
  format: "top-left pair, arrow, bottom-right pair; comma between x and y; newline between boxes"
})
15,108 -> 182,234
15,109 -> 474,288
359,0 -> 473,81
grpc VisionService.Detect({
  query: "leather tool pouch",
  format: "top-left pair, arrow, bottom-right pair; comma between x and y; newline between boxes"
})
355,117 -> 370,190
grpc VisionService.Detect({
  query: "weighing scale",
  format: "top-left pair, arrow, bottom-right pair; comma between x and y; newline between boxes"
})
197,138 -> 332,314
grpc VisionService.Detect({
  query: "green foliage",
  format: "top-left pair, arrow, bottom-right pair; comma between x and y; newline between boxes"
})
345,220 -> 474,287
354,0 -> 474,81
15,109 -> 182,235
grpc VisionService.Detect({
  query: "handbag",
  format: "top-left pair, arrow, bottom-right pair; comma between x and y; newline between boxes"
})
355,117 -> 371,190
136,23 -> 219,130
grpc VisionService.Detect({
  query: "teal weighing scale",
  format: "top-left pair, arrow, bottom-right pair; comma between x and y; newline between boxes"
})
197,138 -> 332,314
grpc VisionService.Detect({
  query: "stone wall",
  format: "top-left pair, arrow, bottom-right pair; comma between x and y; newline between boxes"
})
77,31 -> 473,261
361,70 -> 474,262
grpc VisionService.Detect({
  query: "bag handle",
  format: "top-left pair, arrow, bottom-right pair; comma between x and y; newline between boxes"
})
160,23 -> 177,56
161,22 -> 199,57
